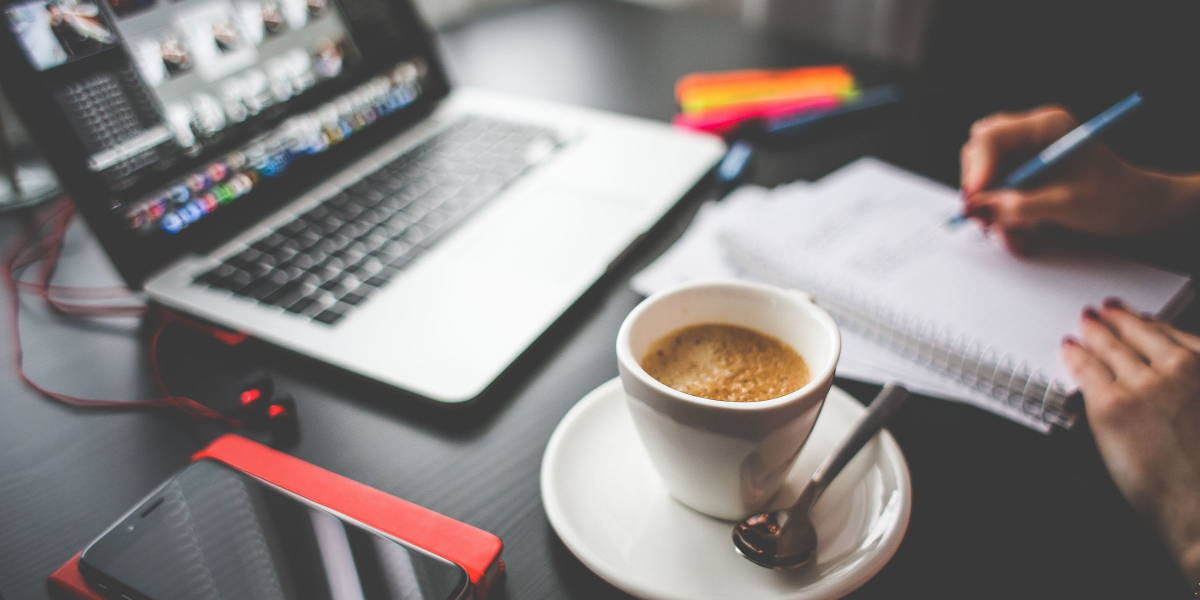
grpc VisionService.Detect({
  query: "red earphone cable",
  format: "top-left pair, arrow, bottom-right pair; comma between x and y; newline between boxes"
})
5,199 -> 238,425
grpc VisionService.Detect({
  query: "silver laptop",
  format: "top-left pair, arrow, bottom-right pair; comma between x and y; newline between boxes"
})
0,0 -> 724,403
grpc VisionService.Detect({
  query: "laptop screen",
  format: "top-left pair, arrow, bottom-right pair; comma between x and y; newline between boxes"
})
0,0 -> 448,283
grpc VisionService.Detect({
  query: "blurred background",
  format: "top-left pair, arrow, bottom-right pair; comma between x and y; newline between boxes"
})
420,0 -> 933,67
417,0 -> 1200,171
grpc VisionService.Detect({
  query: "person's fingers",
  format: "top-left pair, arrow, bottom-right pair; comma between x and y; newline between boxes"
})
961,107 -> 1077,195
1079,307 -> 1150,380
1128,310 -> 1200,354
1061,336 -> 1116,392
958,142 -> 976,196
1098,299 -> 1181,364
1153,323 -> 1200,355
994,227 -> 1040,256
967,185 -> 1078,230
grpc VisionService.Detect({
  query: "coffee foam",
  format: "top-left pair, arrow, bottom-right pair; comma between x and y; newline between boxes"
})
640,323 -> 810,403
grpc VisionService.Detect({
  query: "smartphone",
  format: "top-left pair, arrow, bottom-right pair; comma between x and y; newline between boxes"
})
80,460 -> 470,600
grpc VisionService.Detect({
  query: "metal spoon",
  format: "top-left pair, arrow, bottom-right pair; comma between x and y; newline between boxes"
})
733,383 -> 910,569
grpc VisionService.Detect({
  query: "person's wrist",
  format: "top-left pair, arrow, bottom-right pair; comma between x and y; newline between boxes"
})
1177,542 -> 1200,593
1157,172 -> 1200,229
1153,494 -> 1200,587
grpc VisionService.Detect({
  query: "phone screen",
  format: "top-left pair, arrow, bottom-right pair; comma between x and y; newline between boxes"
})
80,460 -> 468,600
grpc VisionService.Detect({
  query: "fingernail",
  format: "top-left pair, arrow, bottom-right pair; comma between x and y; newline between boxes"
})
1102,297 -> 1124,310
1083,307 -> 1100,321
1062,335 -> 1078,346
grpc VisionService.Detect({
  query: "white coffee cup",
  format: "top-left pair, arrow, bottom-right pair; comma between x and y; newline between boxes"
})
616,280 -> 840,521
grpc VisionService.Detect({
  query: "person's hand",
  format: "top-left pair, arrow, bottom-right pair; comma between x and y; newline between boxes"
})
959,105 -> 1200,253
1061,299 -> 1200,583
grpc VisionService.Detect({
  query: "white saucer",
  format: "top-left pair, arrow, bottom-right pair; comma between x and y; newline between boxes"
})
541,378 -> 911,600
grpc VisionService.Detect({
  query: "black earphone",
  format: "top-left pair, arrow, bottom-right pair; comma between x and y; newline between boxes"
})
225,372 -> 300,446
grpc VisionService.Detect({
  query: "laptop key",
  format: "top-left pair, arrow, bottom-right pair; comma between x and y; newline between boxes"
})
262,280 -> 301,305
339,288 -> 369,306
348,257 -> 383,277
268,245 -> 299,264
386,254 -> 412,271
284,296 -> 317,314
226,247 -> 262,267
313,307 -> 346,325
362,273 -> 396,289
275,285 -> 311,310
319,273 -> 347,291
338,221 -> 370,239
399,224 -> 432,245
287,253 -> 318,271
294,230 -> 322,248
219,269 -> 253,290
244,279 -> 284,302
419,210 -> 449,230
363,272 -> 394,288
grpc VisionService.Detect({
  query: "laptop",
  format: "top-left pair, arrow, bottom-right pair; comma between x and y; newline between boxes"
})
0,0 -> 724,403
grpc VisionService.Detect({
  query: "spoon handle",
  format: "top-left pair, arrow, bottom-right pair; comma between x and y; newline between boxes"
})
809,383 -> 909,495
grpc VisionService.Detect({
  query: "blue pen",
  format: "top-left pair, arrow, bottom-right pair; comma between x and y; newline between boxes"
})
714,84 -> 904,187
948,90 -> 1146,225
764,84 -> 903,136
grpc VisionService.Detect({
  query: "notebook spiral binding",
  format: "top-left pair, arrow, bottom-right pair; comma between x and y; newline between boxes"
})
816,281 -> 1079,429
730,251 -> 1080,429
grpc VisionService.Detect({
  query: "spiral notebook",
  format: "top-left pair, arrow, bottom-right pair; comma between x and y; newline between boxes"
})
718,158 -> 1193,431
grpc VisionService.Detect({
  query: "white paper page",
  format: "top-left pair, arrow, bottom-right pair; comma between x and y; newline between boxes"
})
722,157 -> 1193,390
629,186 -> 774,296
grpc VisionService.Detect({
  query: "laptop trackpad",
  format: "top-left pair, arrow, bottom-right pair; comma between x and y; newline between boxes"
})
461,187 -> 643,283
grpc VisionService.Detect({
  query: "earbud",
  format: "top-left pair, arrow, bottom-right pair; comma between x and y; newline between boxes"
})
232,372 -> 298,445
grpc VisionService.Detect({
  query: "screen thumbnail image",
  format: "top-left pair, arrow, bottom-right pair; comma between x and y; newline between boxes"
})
211,14 -> 242,51
128,31 -> 194,88
260,0 -> 282,34
176,2 -> 259,81
160,32 -> 193,74
6,0 -> 117,70
106,0 -> 155,18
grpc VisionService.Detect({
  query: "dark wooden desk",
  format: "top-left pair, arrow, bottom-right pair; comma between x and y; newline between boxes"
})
0,1 -> 1189,598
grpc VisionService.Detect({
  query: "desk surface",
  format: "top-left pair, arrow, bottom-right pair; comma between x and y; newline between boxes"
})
0,1 -> 1190,598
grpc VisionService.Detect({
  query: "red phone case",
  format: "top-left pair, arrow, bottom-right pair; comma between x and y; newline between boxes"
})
48,434 -> 505,600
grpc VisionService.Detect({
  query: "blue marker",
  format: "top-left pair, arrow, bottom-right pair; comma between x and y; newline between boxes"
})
949,91 -> 1146,225
716,140 -> 754,185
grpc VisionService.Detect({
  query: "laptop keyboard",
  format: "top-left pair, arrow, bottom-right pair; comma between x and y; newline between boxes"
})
193,116 -> 563,325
